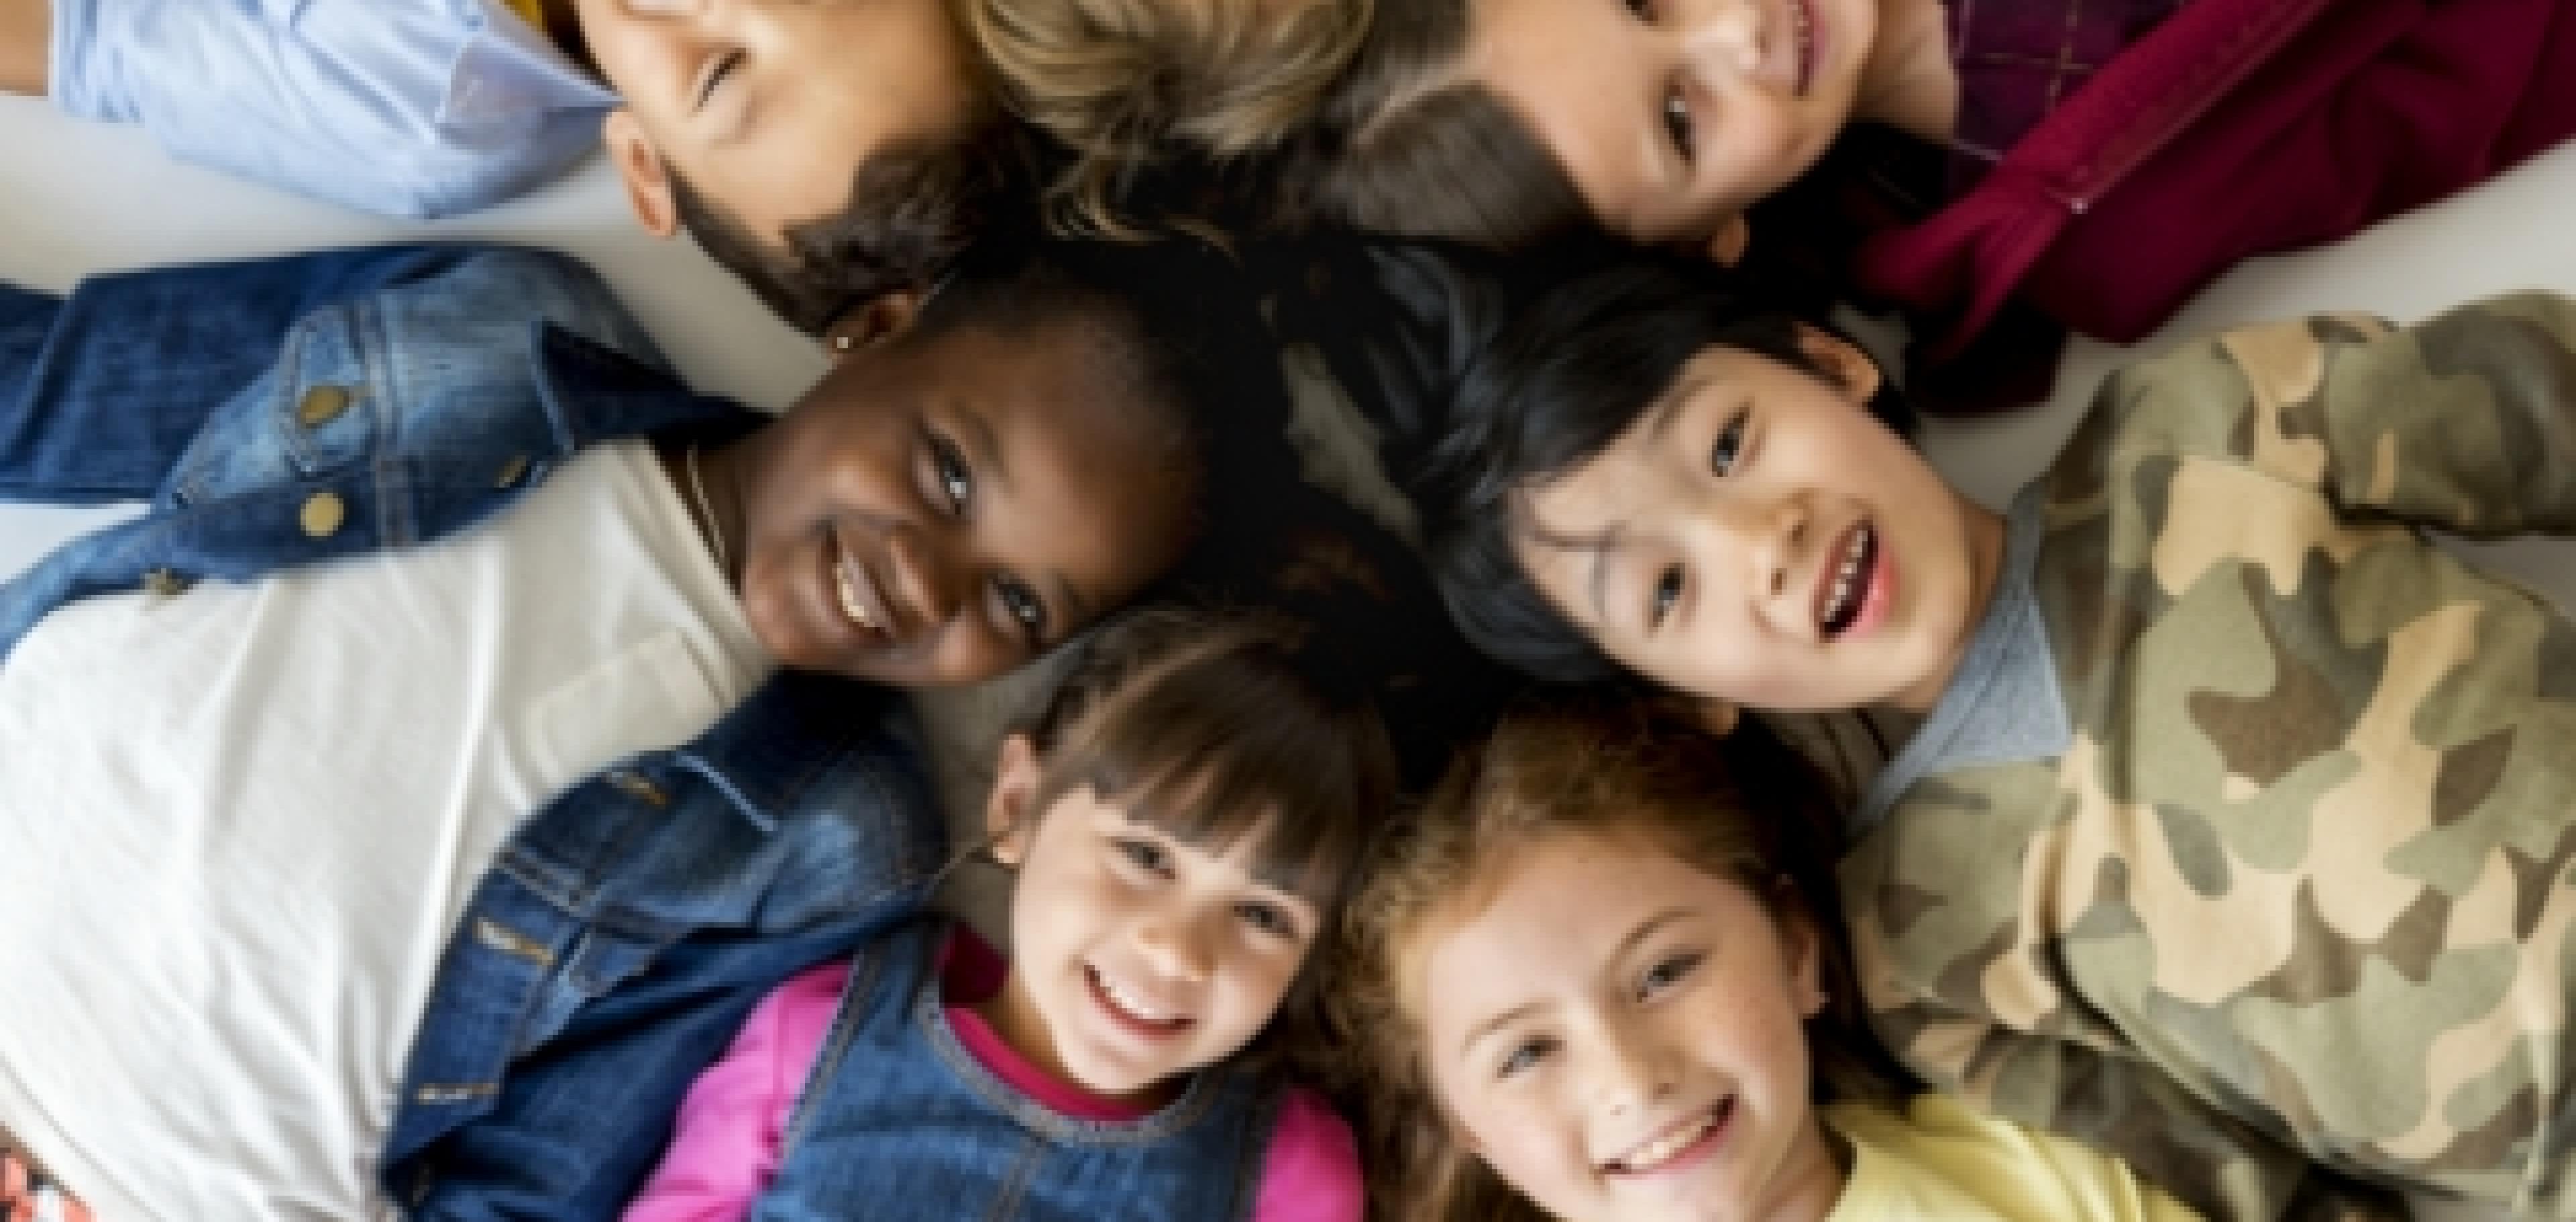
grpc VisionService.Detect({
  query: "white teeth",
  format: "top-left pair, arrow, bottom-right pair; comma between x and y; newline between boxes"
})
1619,1107 -> 1721,1173
1095,968 -> 1177,1024
1821,524 -> 1872,631
833,554 -> 876,631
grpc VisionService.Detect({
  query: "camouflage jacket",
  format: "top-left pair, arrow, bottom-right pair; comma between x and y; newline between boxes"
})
1840,293 -> 2576,1221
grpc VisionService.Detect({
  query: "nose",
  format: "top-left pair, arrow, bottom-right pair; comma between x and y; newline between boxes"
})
1683,491 -> 1809,617
1666,0 -> 1766,72
1586,1016 -> 1676,1117
1132,913 -> 1216,987
882,524 -> 963,637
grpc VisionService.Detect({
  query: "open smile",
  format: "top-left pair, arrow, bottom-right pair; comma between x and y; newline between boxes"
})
1086,964 -> 1194,1042
1813,520 -> 1888,640
824,524 -> 897,650
1603,1098 -> 1735,1178
1786,0 -> 1817,93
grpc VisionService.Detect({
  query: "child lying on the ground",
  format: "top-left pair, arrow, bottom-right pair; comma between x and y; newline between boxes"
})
0,234 -> 1299,1221
1329,691 -> 2201,1222
625,598 -> 1394,1221
0,0 -> 1014,333
1379,239 -> 2576,1217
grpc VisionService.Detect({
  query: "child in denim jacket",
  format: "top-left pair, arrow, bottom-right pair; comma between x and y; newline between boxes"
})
0,234 -> 1301,1221
1,0 -> 1013,333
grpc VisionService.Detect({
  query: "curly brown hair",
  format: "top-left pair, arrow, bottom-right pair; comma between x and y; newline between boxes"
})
968,0 -> 1377,239
1320,691 -> 1907,1221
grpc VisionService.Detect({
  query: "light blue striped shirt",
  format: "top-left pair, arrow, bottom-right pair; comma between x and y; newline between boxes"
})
53,0 -> 617,219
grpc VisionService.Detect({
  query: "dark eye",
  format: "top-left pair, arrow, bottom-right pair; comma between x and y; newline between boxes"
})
1499,1037 -> 1555,1079
1649,565 -> 1684,628
989,576 -> 1049,647
924,431 -> 971,515
1236,900 -> 1299,940
1114,837 -> 1172,877
1709,414 -> 1746,476
1662,89 -> 1696,164
1639,951 -> 1703,1000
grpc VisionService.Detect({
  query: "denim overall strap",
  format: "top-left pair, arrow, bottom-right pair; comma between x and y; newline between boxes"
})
754,918 -> 1277,1222
384,676 -> 945,1221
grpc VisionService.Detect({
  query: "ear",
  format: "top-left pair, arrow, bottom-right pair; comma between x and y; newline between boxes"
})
1792,323 -> 1884,406
983,733 -> 1046,868
604,110 -> 680,239
1773,879 -> 1828,1018
1705,214 -> 1752,267
822,288 -> 928,359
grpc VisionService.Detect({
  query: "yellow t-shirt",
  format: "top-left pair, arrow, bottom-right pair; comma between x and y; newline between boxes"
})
1823,1095 -> 2202,1222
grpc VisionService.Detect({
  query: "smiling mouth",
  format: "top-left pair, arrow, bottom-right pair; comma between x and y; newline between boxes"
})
1816,521 -> 1877,639
828,528 -> 890,643
1086,964 -> 1193,1040
1605,1099 -> 1735,1176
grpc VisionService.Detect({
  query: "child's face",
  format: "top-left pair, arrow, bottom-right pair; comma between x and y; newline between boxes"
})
1466,0 -> 1876,249
1416,832 -> 1838,1222
1513,329 -> 1996,715
988,740 -> 1324,1100
580,0 -> 976,246
727,318 -> 1198,687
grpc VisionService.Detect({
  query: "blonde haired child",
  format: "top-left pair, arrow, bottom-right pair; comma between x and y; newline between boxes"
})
1328,691 -> 2201,1222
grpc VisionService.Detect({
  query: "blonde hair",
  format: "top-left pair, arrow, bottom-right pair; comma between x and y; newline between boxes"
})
1322,691 -> 1904,1221
967,0 -> 1376,239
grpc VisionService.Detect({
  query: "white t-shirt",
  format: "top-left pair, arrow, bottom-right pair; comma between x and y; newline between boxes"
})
0,440 -> 773,1221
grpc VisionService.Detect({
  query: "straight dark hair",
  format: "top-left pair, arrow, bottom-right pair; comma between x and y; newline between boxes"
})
1407,245 -> 1914,685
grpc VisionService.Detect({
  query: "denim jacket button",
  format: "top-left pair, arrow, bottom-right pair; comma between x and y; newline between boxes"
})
142,568 -> 191,597
493,455 -> 531,489
297,386 -> 354,428
605,769 -> 669,807
299,491 -> 347,539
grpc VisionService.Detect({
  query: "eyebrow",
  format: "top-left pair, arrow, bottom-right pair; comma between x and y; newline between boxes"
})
1578,380 -> 1701,620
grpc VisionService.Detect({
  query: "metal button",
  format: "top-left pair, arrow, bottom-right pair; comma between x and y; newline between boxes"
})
299,491 -> 347,538
606,769 -> 669,807
142,568 -> 191,597
297,386 -> 353,428
493,455 -> 531,489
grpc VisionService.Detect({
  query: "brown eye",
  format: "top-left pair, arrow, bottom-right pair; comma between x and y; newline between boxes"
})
1650,566 -> 1684,628
1663,89 -> 1696,164
1710,414 -> 1746,476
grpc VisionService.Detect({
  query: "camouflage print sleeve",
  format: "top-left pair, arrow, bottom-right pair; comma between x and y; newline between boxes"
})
2119,292 -> 2576,539
1876,997 -> 2413,1221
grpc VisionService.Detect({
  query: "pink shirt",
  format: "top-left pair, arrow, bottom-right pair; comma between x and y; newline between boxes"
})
623,928 -> 1361,1222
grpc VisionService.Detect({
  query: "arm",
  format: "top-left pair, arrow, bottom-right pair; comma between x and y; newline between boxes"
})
621,963 -> 854,1222
1872,997 -> 2410,1221
1251,1089 -> 1364,1222
0,0 -> 42,94
2123,292 -> 2576,539
0,245 -> 637,505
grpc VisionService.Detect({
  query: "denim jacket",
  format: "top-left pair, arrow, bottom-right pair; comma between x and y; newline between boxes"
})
0,245 -> 945,1220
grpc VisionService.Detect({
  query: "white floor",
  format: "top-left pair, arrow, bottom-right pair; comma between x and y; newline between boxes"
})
2,93 -> 2563,1221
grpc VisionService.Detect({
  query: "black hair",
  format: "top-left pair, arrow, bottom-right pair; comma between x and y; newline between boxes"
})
1338,239 -> 1915,684
915,232 -> 1306,553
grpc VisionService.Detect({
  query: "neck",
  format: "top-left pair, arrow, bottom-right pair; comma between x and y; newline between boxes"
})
1747,1115 -> 1851,1222
1854,0 -> 1958,142
659,435 -> 749,592
1887,496 -> 2006,716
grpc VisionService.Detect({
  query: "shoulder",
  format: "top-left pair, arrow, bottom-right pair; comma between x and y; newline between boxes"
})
1251,1087 -> 1362,1222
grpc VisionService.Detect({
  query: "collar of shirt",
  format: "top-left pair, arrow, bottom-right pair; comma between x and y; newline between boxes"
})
438,0 -> 617,129
1849,480 -> 2072,838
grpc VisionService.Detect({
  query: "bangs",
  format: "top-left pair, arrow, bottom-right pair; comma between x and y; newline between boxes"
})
1033,621 -> 1389,904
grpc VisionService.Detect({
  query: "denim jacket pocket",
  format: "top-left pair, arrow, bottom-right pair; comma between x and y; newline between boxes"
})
162,308 -> 380,508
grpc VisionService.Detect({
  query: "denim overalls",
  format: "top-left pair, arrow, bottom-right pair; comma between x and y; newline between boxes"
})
753,918 -> 1278,1222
